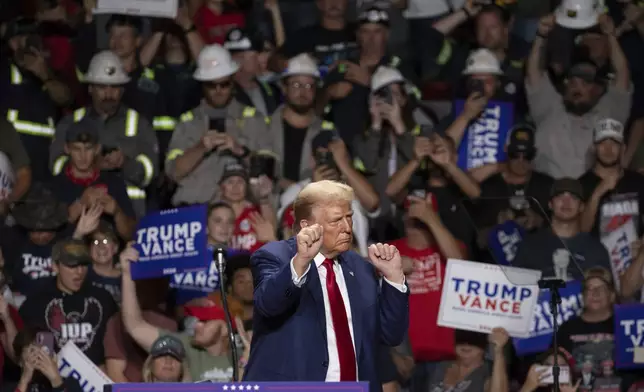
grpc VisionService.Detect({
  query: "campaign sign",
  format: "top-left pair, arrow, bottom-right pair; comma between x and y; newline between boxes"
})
95,0 -> 178,18
131,205 -> 209,280
513,281 -> 583,356
487,220 -> 525,266
58,341 -> 113,392
105,382 -> 369,392
614,303 -> 644,369
171,247 -> 219,293
437,259 -> 541,338
455,100 -> 514,170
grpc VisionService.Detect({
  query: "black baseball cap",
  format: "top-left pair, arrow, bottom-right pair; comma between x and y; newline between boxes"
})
65,118 -> 100,144
223,28 -> 263,53
4,17 -> 38,39
52,239 -> 92,267
219,161 -> 247,183
550,177 -> 584,200
150,335 -> 186,361
507,124 -> 536,154
567,61 -> 600,84
454,329 -> 488,350
358,6 -> 390,27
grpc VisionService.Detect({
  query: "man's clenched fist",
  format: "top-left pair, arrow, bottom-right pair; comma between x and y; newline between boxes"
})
368,243 -> 404,284
293,224 -> 324,276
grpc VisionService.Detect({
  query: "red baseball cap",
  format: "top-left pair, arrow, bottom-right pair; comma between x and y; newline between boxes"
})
183,305 -> 237,329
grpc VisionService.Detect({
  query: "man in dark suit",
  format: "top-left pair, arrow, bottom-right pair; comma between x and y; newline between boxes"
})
244,180 -> 409,391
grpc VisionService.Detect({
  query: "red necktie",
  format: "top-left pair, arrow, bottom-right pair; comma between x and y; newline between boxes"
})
322,258 -> 357,381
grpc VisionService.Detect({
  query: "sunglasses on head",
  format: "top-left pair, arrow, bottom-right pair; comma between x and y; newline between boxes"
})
508,149 -> 535,161
204,80 -> 233,89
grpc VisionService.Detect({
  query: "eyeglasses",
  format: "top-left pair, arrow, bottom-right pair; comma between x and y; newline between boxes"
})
92,238 -> 110,246
584,285 -> 609,295
287,81 -> 315,90
204,80 -> 233,89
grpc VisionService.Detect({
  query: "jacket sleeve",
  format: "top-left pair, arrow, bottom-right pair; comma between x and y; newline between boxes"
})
50,115 -> 74,175
352,131 -> 382,174
251,247 -> 304,318
122,116 -> 159,188
164,116 -> 201,180
249,114 -> 274,151
379,279 -> 409,346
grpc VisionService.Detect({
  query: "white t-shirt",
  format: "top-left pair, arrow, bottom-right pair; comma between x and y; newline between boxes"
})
403,0 -> 466,19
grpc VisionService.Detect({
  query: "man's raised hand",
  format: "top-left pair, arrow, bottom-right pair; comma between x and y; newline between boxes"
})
293,224 -> 323,274
368,243 -> 404,284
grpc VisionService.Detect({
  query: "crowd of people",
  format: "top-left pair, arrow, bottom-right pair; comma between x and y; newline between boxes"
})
0,0 -> 643,391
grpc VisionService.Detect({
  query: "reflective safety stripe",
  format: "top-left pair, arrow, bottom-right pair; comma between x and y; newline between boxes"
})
53,156 -> 69,175
180,111 -> 194,122
166,149 -> 184,161
259,81 -> 273,96
242,107 -> 256,117
389,56 -> 401,69
6,110 -> 55,137
353,158 -> 366,172
10,65 -> 23,84
321,121 -> 335,130
143,68 -> 155,80
125,110 -> 139,137
126,186 -> 146,199
73,108 -> 87,122
153,116 -> 176,130
436,40 -> 453,65
135,154 -> 155,187
75,67 -> 85,83
264,116 -> 271,125
412,125 -> 421,136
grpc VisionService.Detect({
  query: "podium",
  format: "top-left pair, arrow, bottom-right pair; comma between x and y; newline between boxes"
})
105,382 -> 370,392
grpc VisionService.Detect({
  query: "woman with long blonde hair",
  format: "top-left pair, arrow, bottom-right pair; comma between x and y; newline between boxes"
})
142,335 -> 192,383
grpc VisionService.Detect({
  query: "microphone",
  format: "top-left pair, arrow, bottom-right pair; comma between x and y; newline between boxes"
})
213,247 -> 239,382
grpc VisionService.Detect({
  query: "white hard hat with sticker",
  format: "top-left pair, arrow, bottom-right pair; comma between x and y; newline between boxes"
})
194,44 -> 240,81
84,50 -> 131,85
462,48 -> 503,76
281,54 -> 320,79
371,66 -> 404,91
555,0 -> 602,29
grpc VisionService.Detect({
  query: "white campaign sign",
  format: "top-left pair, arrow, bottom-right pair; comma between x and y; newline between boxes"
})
0,152 -> 15,202
437,259 -> 541,338
95,0 -> 178,18
58,341 -> 112,392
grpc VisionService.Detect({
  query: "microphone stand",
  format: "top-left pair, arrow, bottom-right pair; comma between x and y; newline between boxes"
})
215,248 -> 240,382
538,278 -> 566,392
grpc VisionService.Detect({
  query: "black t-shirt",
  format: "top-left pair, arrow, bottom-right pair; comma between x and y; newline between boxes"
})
476,171 -> 554,229
282,121 -> 308,182
578,169 -> 644,237
514,230 -> 612,280
87,266 -> 121,305
19,279 -> 117,366
556,315 -> 618,392
51,169 -> 136,229
279,25 -> 358,72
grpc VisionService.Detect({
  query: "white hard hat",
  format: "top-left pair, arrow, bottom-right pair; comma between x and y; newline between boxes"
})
281,54 -> 320,79
555,0 -> 601,29
371,66 -> 404,91
462,49 -> 503,76
84,50 -> 131,85
193,44 -> 239,81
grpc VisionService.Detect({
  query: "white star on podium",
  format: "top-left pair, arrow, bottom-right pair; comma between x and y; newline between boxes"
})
223,386 -> 229,391
254,386 -> 260,390
231,386 -> 237,391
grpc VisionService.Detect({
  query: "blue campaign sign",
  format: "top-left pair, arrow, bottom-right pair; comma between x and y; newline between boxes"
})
105,382 -> 370,392
614,303 -> 644,369
513,281 -> 583,356
487,220 -> 525,266
131,205 -> 210,280
455,100 -> 515,170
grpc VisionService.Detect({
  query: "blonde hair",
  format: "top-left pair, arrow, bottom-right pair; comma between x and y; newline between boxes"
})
142,355 -> 192,383
293,180 -> 354,232
583,267 -> 615,292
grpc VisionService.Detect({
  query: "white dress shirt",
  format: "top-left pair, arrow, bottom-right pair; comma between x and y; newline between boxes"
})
290,253 -> 407,381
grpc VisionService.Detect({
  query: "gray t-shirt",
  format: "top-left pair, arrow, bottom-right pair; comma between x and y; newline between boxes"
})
428,361 -> 490,392
164,332 -> 234,382
513,229 -> 612,280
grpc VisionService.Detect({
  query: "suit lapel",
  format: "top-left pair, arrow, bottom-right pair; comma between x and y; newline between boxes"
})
340,254 -> 363,360
304,262 -> 328,344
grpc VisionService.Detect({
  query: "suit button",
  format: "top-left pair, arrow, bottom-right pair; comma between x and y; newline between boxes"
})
322,361 -> 329,368
285,288 -> 292,297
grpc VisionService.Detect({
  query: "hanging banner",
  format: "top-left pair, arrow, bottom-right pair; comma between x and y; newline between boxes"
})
437,259 -> 541,338
599,193 -> 639,292
487,220 -> 525,266
131,205 -> 209,280
513,281 -> 583,356
614,303 -> 644,369
95,0 -> 178,18
58,341 -> 112,392
455,100 -> 514,170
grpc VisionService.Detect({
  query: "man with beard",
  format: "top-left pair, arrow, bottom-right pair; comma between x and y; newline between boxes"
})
578,118 -> 644,239
525,14 -> 631,179
513,178 -> 611,280
166,44 -> 273,206
267,54 -> 338,191
50,51 -> 159,219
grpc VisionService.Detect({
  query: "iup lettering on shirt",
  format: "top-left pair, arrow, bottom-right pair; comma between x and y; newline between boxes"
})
21,253 -> 55,279
452,277 -> 533,315
45,297 -> 104,352
407,252 -> 443,294
231,205 -> 263,253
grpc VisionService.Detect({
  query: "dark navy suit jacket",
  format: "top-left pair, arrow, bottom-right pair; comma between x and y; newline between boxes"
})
243,238 -> 409,392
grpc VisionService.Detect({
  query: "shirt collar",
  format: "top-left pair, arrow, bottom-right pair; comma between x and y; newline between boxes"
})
65,165 -> 100,186
314,253 -> 337,268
